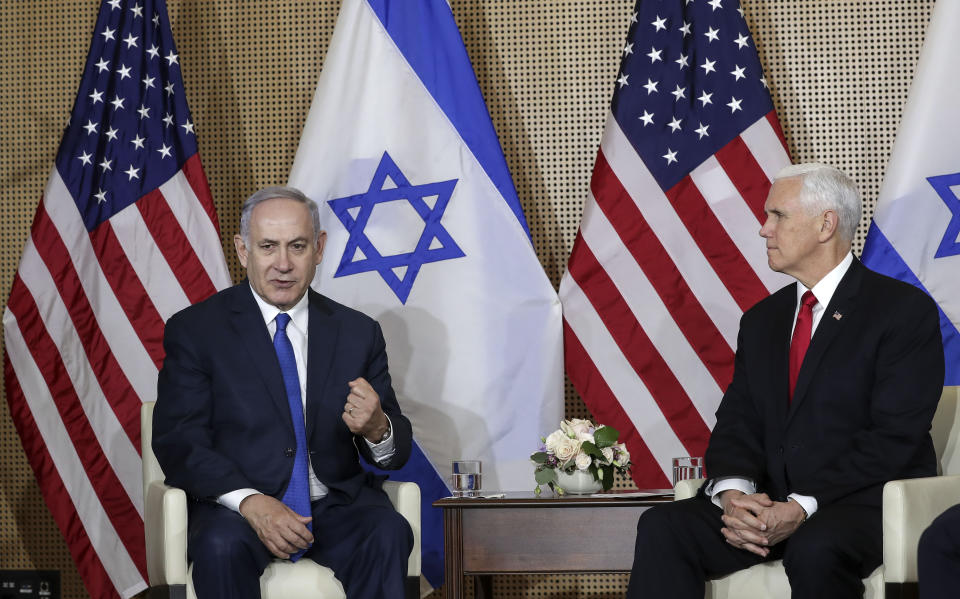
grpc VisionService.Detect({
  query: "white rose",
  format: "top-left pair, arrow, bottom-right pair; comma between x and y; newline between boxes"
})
569,418 -> 594,438
575,451 -> 592,470
544,430 -> 566,453
601,447 -> 614,464
559,419 -> 576,437
615,443 -> 631,465
554,436 -> 580,465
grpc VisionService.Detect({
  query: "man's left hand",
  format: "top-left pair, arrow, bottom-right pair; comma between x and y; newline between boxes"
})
342,377 -> 389,443
755,499 -> 807,546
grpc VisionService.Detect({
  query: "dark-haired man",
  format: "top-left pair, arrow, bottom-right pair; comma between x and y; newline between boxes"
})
153,186 -> 413,599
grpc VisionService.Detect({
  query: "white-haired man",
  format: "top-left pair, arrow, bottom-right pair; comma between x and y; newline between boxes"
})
627,164 -> 944,599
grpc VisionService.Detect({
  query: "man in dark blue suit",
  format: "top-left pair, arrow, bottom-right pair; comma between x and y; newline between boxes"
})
153,186 -> 413,599
918,503 -> 960,598
627,164 -> 944,599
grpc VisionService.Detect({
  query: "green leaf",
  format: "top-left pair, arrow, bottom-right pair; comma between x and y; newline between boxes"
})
535,468 -> 557,485
594,425 -> 619,448
534,485 -> 542,496
530,451 -> 548,464
580,441 -> 604,459
601,465 -> 615,490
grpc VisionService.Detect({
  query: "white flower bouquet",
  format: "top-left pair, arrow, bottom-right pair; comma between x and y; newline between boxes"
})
530,418 -> 632,495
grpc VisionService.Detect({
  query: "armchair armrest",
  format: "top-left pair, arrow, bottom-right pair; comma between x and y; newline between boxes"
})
674,478 -> 706,501
382,481 -> 421,577
882,474 -> 960,583
144,480 -> 188,586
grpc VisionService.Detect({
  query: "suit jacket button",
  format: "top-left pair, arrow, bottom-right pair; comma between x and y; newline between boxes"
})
284,448 -> 295,457
778,445 -> 784,454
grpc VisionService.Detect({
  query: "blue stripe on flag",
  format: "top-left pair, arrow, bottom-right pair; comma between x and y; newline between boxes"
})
364,0 -> 532,240
862,222 -> 959,384
363,440 -> 448,587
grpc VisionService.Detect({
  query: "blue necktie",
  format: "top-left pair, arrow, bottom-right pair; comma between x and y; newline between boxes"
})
274,313 -> 312,561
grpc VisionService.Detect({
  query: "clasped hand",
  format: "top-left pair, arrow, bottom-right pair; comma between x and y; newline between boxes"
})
719,490 -> 806,557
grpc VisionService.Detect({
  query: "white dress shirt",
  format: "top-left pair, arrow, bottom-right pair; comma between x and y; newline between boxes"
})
218,287 -> 396,513
707,252 -> 854,518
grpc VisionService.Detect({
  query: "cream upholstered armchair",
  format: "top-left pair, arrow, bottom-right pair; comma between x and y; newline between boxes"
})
140,401 -> 422,599
673,386 -> 960,599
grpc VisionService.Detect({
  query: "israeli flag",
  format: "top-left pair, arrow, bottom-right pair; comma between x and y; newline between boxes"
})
288,0 -> 564,586
862,0 -> 960,384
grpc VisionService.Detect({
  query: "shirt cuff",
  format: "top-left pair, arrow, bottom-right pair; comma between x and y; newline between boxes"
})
218,488 -> 260,514
705,477 -> 756,509
787,493 -> 818,518
364,414 -> 396,465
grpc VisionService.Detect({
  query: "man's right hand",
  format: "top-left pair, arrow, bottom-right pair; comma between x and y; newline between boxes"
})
719,489 -> 774,557
239,494 -> 313,559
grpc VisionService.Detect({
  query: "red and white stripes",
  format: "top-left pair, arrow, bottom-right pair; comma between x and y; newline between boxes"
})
560,110 -> 791,488
4,156 -> 229,598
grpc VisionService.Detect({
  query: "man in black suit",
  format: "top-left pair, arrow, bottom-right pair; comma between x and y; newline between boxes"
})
626,163 -> 944,599
153,186 -> 413,599
918,503 -> 960,598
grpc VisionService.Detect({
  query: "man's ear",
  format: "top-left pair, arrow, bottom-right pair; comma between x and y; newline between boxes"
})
314,230 -> 327,265
819,210 -> 839,241
234,234 -> 249,269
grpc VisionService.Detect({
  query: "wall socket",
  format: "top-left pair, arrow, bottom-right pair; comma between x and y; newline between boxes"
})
0,571 -> 59,599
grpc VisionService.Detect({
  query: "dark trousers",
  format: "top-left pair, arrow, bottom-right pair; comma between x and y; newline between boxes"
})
918,503 -> 960,599
187,485 -> 413,599
626,496 -> 882,599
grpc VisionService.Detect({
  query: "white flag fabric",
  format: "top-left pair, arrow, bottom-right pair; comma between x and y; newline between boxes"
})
288,0 -> 563,585
862,0 -> 960,385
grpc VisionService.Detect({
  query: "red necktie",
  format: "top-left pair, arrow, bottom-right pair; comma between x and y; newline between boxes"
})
788,291 -> 818,402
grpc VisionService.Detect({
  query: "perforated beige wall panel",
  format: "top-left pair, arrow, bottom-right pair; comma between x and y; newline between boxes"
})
0,1 -> 933,597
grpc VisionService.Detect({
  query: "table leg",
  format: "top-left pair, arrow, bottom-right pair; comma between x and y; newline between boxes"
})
473,575 -> 493,599
443,507 -> 464,599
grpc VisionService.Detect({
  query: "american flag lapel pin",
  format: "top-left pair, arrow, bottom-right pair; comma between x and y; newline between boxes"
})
833,311 -> 842,321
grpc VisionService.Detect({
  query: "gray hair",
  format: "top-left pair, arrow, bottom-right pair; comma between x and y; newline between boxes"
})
239,186 -> 321,246
773,163 -> 861,243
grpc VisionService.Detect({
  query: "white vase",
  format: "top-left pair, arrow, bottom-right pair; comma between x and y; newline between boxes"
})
555,469 -> 603,494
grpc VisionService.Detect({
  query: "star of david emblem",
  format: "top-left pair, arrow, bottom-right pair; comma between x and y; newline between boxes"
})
327,152 -> 465,304
927,172 -> 960,259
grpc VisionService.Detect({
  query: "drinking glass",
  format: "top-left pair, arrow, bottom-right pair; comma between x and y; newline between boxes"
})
672,456 -> 704,486
451,460 -> 482,496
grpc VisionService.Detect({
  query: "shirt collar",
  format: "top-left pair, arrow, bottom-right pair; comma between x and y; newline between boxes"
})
248,284 -> 310,333
796,252 -> 853,309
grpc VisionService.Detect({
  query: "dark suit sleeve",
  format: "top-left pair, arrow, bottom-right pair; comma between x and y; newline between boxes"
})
354,321 -> 412,470
793,291 -> 944,506
153,311 -> 255,498
705,324 -> 768,484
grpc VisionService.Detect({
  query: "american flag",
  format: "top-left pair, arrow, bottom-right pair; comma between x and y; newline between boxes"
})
559,0 -> 792,488
2,1 -> 230,597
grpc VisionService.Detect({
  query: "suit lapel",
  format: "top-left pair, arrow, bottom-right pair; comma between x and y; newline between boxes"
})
787,259 -> 864,421
228,283 -> 291,427
305,289 -> 340,441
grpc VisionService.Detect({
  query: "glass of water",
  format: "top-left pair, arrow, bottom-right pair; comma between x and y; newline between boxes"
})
451,460 -> 482,496
672,456 -> 704,487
